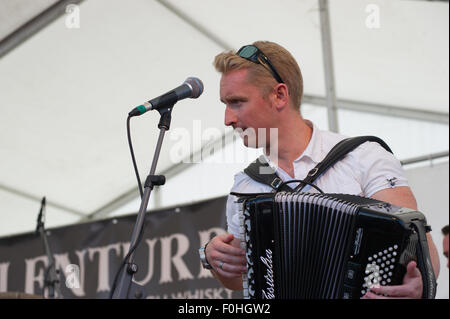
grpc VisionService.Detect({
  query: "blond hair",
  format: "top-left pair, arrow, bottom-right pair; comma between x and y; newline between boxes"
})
213,41 -> 303,110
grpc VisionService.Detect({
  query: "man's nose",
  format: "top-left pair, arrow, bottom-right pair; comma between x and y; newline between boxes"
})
224,106 -> 237,127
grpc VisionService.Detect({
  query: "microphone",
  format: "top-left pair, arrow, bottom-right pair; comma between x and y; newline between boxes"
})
129,77 -> 204,117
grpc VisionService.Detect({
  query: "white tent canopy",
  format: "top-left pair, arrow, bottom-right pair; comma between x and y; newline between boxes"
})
0,0 -> 448,297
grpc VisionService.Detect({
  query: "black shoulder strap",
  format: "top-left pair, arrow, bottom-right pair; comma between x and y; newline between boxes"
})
294,135 -> 393,191
243,155 -> 294,192
243,135 -> 392,192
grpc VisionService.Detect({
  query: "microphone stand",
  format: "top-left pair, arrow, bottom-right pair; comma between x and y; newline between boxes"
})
111,106 -> 172,299
36,197 -> 63,299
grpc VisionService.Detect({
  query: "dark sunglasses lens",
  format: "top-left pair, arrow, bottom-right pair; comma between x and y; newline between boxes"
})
238,46 -> 258,58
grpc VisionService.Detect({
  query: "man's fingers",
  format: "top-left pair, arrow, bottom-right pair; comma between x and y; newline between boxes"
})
362,291 -> 409,299
404,261 -> 421,280
210,235 -> 245,257
369,284 -> 410,297
367,261 -> 423,299
212,249 -> 247,266
219,233 -> 235,244
215,266 -> 243,278
205,234 -> 247,276
215,260 -> 247,277
210,249 -> 247,274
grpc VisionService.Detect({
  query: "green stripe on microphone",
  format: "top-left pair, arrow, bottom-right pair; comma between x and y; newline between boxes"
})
137,105 -> 147,114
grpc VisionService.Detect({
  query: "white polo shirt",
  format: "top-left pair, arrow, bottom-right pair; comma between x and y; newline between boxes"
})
226,121 -> 409,238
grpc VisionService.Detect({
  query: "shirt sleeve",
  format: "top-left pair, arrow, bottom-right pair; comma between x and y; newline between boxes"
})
226,194 -> 241,238
355,142 -> 409,197
226,171 -> 273,238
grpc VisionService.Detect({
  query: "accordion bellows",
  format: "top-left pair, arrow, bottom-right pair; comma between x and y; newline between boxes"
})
238,192 -> 436,299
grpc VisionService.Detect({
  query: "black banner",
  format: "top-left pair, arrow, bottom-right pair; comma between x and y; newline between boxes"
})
0,195 -> 242,299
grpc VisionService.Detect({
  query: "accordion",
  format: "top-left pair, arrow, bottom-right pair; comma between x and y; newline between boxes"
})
238,192 -> 437,299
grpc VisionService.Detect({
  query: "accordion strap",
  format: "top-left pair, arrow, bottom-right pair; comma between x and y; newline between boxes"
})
294,135 -> 392,192
244,135 -> 393,192
410,221 -> 437,299
244,155 -> 294,192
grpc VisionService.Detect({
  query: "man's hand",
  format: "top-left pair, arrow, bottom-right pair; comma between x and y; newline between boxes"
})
362,261 -> 423,299
205,233 -> 247,289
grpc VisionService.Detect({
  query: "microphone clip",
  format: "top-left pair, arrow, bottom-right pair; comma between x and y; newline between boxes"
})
157,105 -> 174,130
144,174 -> 166,190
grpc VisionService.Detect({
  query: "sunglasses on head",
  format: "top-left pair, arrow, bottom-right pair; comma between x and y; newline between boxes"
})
237,45 -> 284,84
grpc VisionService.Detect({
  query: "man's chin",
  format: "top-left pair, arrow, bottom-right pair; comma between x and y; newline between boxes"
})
242,137 -> 261,149
234,128 -> 258,148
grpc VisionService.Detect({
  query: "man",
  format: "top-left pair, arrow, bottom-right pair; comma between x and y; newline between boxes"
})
442,225 -> 449,269
201,41 -> 440,298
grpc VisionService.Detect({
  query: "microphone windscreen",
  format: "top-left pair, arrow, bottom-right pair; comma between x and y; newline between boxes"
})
185,77 -> 204,98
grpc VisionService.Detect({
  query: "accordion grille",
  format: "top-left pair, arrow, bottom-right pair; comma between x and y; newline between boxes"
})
274,193 -> 359,298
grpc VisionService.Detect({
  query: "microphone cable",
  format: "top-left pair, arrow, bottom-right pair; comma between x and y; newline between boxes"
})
109,115 -> 147,298
127,115 -> 144,198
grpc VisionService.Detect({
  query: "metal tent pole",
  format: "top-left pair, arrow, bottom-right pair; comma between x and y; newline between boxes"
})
319,0 -> 339,133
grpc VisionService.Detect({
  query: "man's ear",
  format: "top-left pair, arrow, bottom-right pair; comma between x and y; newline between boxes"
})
272,83 -> 290,111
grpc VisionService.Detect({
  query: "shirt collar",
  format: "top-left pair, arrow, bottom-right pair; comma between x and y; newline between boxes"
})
293,120 -> 323,164
262,120 -> 323,169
